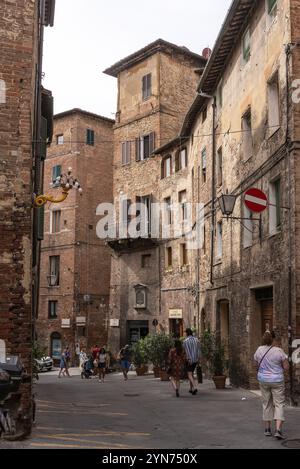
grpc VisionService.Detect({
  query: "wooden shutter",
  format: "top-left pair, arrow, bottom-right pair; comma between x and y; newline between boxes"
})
142,76 -> 147,100
37,207 -> 44,241
149,132 -> 155,155
135,138 -> 141,161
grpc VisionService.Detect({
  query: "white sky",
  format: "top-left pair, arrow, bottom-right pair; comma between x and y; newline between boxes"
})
43,0 -> 232,119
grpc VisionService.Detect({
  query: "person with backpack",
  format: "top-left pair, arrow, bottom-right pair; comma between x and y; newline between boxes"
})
254,331 -> 289,440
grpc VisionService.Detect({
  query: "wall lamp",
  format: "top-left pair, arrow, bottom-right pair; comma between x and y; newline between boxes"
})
34,167 -> 83,207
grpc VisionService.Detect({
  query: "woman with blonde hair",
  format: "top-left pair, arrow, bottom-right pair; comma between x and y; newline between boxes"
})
254,331 -> 289,440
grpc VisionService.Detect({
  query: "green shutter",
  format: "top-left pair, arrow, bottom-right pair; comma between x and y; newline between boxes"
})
40,116 -> 48,161
37,206 -> 44,241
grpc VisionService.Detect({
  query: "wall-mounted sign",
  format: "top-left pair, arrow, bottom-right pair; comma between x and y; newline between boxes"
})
110,319 -> 120,327
244,188 -> 268,213
76,316 -> 86,326
61,319 -> 71,328
169,309 -> 183,319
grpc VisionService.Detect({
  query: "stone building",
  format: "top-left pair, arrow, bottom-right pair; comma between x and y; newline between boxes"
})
155,0 -> 300,393
103,39 -> 207,352
36,109 -> 114,362
0,0 -> 55,437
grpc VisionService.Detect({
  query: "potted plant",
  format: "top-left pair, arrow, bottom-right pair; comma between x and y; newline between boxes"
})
201,330 -> 227,389
144,333 -> 174,381
132,339 -> 148,376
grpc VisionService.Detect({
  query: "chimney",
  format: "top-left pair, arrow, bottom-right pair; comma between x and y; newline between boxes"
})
202,48 -> 212,60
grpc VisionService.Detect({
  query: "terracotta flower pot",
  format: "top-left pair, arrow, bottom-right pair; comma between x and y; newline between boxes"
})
153,367 -> 161,378
160,370 -> 170,382
213,375 -> 226,389
136,365 -> 148,376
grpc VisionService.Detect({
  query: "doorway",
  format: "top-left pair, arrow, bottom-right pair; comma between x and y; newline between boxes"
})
169,319 -> 183,339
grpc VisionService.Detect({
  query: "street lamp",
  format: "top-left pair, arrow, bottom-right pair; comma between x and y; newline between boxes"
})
218,194 -> 237,217
34,167 -> 83,207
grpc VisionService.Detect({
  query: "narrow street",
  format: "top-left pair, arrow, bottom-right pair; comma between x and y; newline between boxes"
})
2,370 -> 299,449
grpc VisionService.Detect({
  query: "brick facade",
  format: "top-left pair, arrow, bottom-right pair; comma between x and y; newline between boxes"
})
36,110 -> 114,362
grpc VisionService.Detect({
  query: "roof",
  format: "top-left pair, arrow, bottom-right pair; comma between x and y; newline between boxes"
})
153,137 -> 189,155
54,108 -> 115,124
103,38 -> 206,77
181,0 -> 257,137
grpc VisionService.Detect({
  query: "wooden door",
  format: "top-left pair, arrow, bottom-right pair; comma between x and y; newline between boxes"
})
261,300 -> 273,335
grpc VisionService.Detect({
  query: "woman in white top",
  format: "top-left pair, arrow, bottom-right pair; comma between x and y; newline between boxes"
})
97,347 -> 108,383
254,331 -> 289,440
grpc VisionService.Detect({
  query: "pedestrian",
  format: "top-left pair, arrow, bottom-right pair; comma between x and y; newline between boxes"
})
168,339 -> 187,398
79,349 -> 87,370
98,347 -> 108,383
58,351 -> 68,378
92,344 -> 100,360
254,330 -> 289,440
119,345 -> 131,381
183,328 -> 201,395
63,348 -> 71,377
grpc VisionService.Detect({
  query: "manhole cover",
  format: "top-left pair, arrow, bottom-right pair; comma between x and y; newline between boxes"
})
282,439 -> 300,449
124,394 -> 139,397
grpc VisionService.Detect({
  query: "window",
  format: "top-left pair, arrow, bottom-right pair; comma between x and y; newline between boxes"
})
201,148 -> 207,183
51,210 -> 61,234
216,221 -> 223,259
242,28 -> 251,63
57,134 -> 64,145
48,301 -> 58,319
142,73 -> 152,100
86,128 -> 95,146
165,197 -> 172,225
180,148 -> 187,170
51,332 -> 62,359
122,141 -> 131,165
179,190 -> 187,221
120,198 -> 131,232
268,74 -> 280,134
242,108 -> 253,159
216,82 -> 223,111
134,285 -> 147,309
52,165 -> 61,186
243,206 -> 253,248
141,254 -> 151,268
136,195 -> 151,236
217,147 -> 223,187
162,155 -> 172,178
202,107 -> 207,123
136,132 -> 155,161
267,0 -> 277,15
269,179 -> 281,234
49,256 -> 60,286
180,244 -> 188,266
166,247 -> 173,268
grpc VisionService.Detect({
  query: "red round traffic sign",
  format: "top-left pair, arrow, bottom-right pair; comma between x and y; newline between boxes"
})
244,188 -> 268,213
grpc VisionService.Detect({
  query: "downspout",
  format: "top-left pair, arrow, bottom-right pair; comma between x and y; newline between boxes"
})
285,44 -> 295,405
210,97 -> 217,285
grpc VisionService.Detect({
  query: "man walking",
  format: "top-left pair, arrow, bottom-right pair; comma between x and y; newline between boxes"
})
183,328 -> 201,395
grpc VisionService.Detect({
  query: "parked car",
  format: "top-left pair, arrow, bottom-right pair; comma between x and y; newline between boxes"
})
34,357 -> 53,373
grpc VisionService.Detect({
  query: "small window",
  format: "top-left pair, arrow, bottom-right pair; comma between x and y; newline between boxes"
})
142,73 -> 152,100
122,141 -> 131,165
165,197 -> 172,225
201,148 -> 207,183
202,107 -> 207,123
136,132 -> 155,161
51,210 -> 61,234
216,221 -> 223,259
180,244 -> 188,266
217,147 -> 223,187
179,190 -> 187,221
267,0 -> 277,15
242,28 -> 251,63
216,82 -> 223,111
86,129 -> 95,146
162,156 -> 172,178
180,148 -> 187,170
269,178 -> 281,234
242,108 -> 253,159
166,247 -> 173,268
141,254 -> 151,268
52,165 -> 61,185
57,134 -> 64,145
48,301 -> 58,319
268,73 -> 280,134
49,256 -> 60,286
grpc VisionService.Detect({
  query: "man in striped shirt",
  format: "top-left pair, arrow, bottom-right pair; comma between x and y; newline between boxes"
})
183,328 -> 201,395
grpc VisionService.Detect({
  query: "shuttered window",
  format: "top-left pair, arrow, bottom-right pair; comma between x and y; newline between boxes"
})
142,74 -> 152,100
136,132 -> 155,161
122,141 -> 131,165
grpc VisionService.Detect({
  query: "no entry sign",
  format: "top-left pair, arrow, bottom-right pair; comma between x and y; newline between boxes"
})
244,188 -> 268,213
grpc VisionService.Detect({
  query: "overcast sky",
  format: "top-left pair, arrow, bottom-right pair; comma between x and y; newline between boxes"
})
43,0 -> 232,118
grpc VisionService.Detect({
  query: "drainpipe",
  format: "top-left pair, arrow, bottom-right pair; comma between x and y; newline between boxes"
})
210,97 -> 217,285
285,44 -> 295,405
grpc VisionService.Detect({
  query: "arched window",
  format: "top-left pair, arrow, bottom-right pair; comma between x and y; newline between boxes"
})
50,332 -> 62,359
161,155 -> 172,179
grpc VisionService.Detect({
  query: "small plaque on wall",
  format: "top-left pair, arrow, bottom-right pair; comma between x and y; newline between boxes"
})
110,319 -> 120,327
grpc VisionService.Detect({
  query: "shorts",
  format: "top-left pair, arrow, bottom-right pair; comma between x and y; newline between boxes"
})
186,362 -> 198,373
98,363 -> 106,369
121,360 -> 130,370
